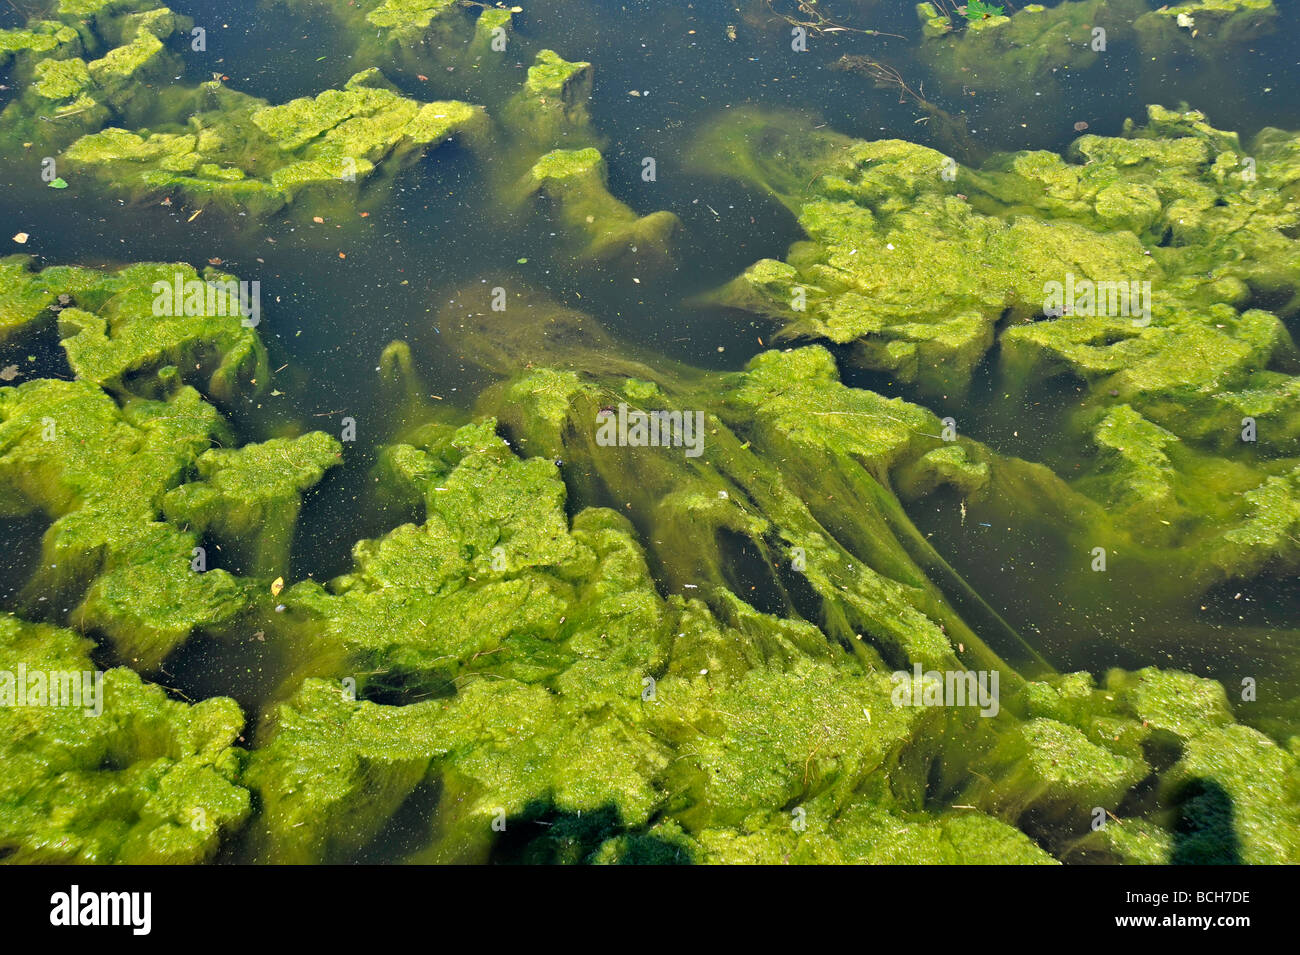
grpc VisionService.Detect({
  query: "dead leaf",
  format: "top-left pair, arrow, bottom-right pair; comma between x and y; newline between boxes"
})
0,365 -> 20,382
12,233 -> 29,244
271,576 -> 284,597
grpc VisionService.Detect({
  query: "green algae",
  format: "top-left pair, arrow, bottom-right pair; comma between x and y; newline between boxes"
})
228,401 -> 984,861
0,255 -> 102,343
0,1 -> 1297,867
58,69 -> 485,216
0,257 -> 267,403
0,21 -> 83,68
0,613 -> 249,863
1135,0 -> 1278,57
522,147 -> 679,264
162,432 -> 342,577
235,383 -> 1293,861
0,3 -> 187,153
916,0 -> 1145,95
503,49 -> 596,153
1160,724 -> 1300,864
58,263 -> 269,405
0,378 -> 260,668
692,104 -> 1300,606
1,292 -> 1295,859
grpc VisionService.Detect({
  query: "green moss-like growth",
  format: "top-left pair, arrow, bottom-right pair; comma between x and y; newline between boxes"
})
917,0 -> 1145,95
52,261 -> 269,404
1160,725 -> 1300,864
695,105 -> 1300,599
162,432 -> 341,577
365,0 -> 460,37
0,20 -> 82,69
503,50 -> 595,151
1,255 -> 108,343
522,147 -> 679,265
61,71 -> 486,216
242,678 -> 443,863
0,613 -> 249,863
692,111 -> 1168,398
1109,667 -> 1234,741
239,404 -> 1012,861
0,4 -> 187,152
0,378 -> 257,667
968,717 -> 1147,825
1135,0 -> 1278,58
85,28 -> 168,108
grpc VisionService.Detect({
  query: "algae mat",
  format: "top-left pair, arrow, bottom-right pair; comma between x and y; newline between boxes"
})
0,0 -> 1297,869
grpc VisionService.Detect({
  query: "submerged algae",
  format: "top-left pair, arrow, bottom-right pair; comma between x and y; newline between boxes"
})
1,0 -> 1297,867
1,256 -> 267,403
692,105 -> 1300,604
243,379 -> 1293,862
0,378 -> 257,667
1,259 -> 1294,860
916,0 -> 1145,95
0,614 -> 249,863
523,147 -> 679,265
0,2 -> 187,152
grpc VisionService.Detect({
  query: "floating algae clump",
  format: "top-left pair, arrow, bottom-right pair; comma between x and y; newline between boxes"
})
60,69 -> 486,216
235,406 -> 975,862
692,108 -> 1173,399
0,20 -> 82,69
0,3 -> 188,151
0,255 -> 111,343
692,105 -> 1300,602
1,257 -> 266,403
231,369 -> 1297,862
522,147 -> 679,265
504,50 -> 597,152
1159,725 -> 1300,864
915,0 -> 1145,95
53,261 -> 269,405
1135,0 -> 1278,57
1,295 -> 1295,860
365,0 -> 461,38
0,378 -> 257,668
2,0 -> 1298,865
162,432 -> 342,577
0,613 -> 250,863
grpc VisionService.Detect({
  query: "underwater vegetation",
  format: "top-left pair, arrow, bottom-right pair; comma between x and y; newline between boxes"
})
0,0 -> 1297,865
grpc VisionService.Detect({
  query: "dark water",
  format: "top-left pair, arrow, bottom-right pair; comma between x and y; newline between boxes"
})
2,0 -> 1300,862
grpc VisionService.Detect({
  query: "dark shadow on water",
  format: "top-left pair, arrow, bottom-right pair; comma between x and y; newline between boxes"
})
488,801 -> 692,864
348,779 -> 446,865
1169,778 -> 1241,866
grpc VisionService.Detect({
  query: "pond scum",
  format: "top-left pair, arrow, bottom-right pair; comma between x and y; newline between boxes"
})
0,0 -> 1297,865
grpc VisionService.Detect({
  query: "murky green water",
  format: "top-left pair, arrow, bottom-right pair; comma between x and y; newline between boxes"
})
2,0 -> 1298,864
